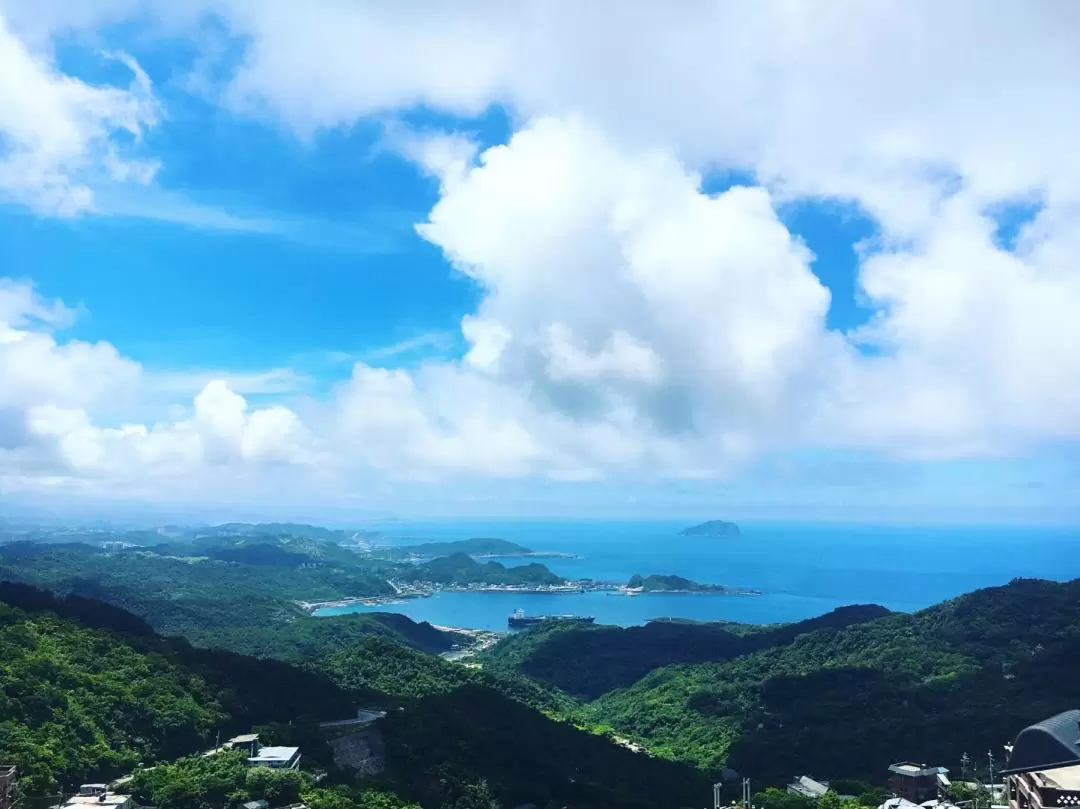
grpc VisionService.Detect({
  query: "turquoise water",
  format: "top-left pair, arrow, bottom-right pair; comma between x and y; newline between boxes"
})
315,520 -> 1080,630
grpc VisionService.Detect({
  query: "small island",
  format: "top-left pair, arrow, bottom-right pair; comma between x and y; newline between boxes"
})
678,520 -> 740,538
625,573 -> 760,596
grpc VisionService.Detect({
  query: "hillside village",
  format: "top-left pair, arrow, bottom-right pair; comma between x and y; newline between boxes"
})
2,702 -> 1078,809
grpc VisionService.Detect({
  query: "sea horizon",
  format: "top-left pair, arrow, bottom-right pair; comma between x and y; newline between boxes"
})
316,519 -> 1080,630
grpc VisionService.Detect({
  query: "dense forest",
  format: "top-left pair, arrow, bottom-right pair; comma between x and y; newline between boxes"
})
481,604 -> 892,698
3,522 -> 1079,808
484,578 -> 1080,782
0,580 -> 707,808
403,552 -> 564,586
0,537 -> 562,647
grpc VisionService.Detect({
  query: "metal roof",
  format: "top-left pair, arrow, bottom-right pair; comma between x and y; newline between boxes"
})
1003,709 -> 1080,775
890,763 -> 949,778
249,745 -> 300,763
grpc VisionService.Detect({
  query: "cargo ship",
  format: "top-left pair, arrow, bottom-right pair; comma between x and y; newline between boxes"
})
508,609 -> 595,629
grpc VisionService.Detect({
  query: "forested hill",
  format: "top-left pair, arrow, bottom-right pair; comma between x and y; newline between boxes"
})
0,581 -> 357,793
583,578 -> 1080,781
481,603 -> 892,698
0,581 -> 710,809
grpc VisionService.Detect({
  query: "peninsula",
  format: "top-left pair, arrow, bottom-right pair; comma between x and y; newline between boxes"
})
678,520 -> 741,538
625,573 -> 760,595
377,536 -> 579,560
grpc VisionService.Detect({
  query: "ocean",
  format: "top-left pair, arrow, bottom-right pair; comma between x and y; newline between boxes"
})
314,520 -> 1080,630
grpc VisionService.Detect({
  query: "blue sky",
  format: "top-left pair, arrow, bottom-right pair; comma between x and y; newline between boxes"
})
2,3 -> 1079,524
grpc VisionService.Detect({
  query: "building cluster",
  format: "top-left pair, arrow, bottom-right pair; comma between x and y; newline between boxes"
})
222,733 -> 302,770
789,761 -> 957,809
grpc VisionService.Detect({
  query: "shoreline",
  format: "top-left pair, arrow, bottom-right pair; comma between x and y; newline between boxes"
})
301,581 -> 762,615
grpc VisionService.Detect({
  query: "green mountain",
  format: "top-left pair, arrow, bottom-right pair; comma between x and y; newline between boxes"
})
0,581 -> 356,793
0,581 -> 709,809
482,604 -> 891,699
626,573 -> 759,594
406,552 -> 565,586
0,540 -> 396,642
583,578 -> 1080,780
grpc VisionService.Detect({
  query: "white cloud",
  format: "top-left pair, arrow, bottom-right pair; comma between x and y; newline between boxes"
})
210,1 -> 1080,233
382,124 -> 478,189
0,11 -> 162,213
0,281 -> 316,497
328,118 -> 836,480
6,1 -> 1080,508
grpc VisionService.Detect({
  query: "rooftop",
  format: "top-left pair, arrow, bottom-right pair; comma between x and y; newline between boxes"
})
230,734 -> 260,744
890,763 -> 949,778
1005,710 -> 1080,775
790,776 -> 830,798
1036,763 -> 1080,791
249,746 -> 300,764
64,794 -> 133,807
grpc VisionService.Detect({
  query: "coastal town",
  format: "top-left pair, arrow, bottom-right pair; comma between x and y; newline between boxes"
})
297,573 -> 763,615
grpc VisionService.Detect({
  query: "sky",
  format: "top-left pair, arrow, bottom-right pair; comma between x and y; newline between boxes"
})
2,1 -> 1080,524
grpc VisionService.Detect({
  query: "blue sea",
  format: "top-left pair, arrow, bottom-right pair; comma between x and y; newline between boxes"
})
314,520 -> 1080,630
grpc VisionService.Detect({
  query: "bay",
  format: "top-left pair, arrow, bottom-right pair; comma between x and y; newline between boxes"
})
314,520 -> 1080,630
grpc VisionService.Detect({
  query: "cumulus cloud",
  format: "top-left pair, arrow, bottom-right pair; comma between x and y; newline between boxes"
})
5,1 -> 1080,505
0,10 -> 161,214
0,281 -> 316,497
211,1 -> 1080,232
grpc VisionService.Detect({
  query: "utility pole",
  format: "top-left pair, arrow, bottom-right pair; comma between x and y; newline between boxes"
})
743,777 -> 752,809
988,750 -> 996,808
714,782 -> 722,809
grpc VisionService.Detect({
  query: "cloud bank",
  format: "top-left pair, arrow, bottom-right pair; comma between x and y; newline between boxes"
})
2,1 -> 1080,511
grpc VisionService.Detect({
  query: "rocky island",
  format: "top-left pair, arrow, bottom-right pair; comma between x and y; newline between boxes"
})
625,573 -> 760,595
678,519 -> 741,538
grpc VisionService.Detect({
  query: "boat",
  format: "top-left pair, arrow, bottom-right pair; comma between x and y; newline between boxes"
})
507,608 -> 595,629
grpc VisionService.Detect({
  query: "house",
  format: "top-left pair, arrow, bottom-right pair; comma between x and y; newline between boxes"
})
63,787 -> 136,809
0,765 -> 16,809
1009,765 -> 1080,809
789,776 -> 831,799
228,734 -> 261,756
242,801 -> 269,809
1005,710 -> 1080,809
225,733 -> 301,770
248,745 -> 302,770
888,763 -> 949,803
878,798 -> 922,809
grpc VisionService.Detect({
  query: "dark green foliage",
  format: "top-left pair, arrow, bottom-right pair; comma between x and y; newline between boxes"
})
0,584 -> 356,794
379,684 -> 711,809
0,543 -> 393,640
210,543 -> 311,567
128,749 -> 344,809
626,573 -> 751,592
0,599 -> 224,792
482,604 -> 891,698
0,580 -> 156,636
321,636 -> 573,714
586,578 -> 1080,782
406,553 -> 564,586
193,612 -> 456,661
755,787 -> 816,809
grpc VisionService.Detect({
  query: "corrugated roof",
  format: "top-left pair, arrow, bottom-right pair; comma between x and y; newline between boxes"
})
1003,709 -> 1080,775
